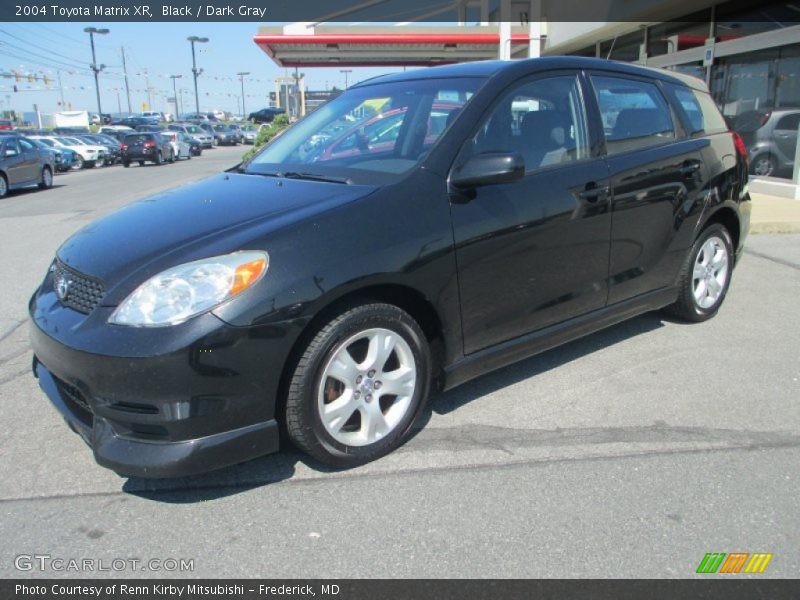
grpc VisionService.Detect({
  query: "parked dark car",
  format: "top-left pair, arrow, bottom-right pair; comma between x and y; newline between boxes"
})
29,57 -> 750,478
27,137 -> 75,172
212,124 -> 241,146
120,132 -> 174,166
732,109 -> 799,177
80,134 -> 123,165
248,107 -> 285,124
187,136 -> 203,156
114,117 -> 154,129
0,135 -> 55,197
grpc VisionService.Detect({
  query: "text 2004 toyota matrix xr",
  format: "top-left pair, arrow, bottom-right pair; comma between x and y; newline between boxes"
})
29,57 -> 750,478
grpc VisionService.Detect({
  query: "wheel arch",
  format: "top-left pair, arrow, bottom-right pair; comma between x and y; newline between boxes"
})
701,205 -> 741,253
274,282 -> 447,425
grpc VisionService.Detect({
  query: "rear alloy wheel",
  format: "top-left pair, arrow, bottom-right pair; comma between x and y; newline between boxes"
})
665,223 -> 733,322
39,166 -> 53,190
71,156 -> 84,170
286,303 -> 431,467
0,175 -> 7,198
750,154 -> 776,177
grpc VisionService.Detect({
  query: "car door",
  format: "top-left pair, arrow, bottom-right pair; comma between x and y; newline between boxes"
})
18,137 -> 42,181
450,72 -> 612,354
587,73 -> 709,305
773,113 -> 799,164
1,138 -> 25,185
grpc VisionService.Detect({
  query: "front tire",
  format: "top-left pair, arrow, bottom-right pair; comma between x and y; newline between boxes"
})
286,303 -> 431,467
665,223 -> 733,322
750,154 -> 776,177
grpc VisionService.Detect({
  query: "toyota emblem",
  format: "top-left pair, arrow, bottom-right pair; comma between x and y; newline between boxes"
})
55,274 -> 71,300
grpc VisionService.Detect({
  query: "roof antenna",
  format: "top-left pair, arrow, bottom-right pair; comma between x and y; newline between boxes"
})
605,35 -> 618,60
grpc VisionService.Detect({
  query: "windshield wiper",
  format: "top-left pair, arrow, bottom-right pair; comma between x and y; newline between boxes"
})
279,171 -> 352,185
237,170 -> 352,184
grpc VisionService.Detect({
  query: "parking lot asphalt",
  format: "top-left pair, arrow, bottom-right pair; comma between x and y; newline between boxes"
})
0,155 -> 798,578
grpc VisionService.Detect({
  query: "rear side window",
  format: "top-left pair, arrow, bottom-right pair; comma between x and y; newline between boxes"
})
666,84 -> 728,135
776,113 -> 800,131
591,75 -> 675,155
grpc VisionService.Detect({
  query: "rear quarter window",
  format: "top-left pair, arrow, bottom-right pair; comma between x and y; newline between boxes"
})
666,84 -> 728,135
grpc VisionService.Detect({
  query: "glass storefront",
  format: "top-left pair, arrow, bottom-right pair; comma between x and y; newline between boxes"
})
567,0 -> 800,180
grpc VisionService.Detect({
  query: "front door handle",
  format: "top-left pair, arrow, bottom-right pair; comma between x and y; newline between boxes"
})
680,162 -> 701,176
578,184 -> 610,202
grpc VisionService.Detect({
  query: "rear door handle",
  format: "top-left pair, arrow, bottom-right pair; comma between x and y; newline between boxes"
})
680,162 -> 701,176
578,184 -> 610,202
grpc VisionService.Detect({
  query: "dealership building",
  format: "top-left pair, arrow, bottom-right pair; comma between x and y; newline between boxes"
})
255,0 -> 799,194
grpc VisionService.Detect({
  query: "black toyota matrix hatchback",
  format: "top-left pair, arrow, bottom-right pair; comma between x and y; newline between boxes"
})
30,57 -> 751,477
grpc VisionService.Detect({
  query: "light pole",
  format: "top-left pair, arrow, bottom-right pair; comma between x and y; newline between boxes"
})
237,71 -> 250,118
187,36 -> 209,114
340,69 -> 352,89
169,75 -> 182,118
84,27 -> 110,118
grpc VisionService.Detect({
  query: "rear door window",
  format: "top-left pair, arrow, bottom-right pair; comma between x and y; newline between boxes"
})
591,75 -> 675,154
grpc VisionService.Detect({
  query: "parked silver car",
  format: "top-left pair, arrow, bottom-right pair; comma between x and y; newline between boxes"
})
733,109 -> 799,177
167,123 -> 214,149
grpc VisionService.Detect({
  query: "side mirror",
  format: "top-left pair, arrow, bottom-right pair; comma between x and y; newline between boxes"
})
450,152 -> 525,189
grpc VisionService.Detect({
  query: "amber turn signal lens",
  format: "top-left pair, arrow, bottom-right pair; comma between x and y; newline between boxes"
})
230,258 -> 267,295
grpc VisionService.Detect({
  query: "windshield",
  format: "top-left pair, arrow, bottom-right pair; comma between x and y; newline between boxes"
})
36,138 -> 55,147
246,77 -> 484,184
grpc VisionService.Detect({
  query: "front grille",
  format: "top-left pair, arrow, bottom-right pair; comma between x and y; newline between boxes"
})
53,261 -> 105,314
53,377 -> 93,427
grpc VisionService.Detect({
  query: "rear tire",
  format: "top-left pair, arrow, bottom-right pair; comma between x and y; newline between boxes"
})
122,161 -> 130,168
71,156 -> 84,170
0,174 -> 7,198
155,152 -> 163,165
285,303 -> 431,468
664,223 -> 734,322
38,166 -> 53,190
138,160 -> 145,166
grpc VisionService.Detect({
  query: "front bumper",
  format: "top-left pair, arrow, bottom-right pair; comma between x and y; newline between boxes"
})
28,287 -> 294,478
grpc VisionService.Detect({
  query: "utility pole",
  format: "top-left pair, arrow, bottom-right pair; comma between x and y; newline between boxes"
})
142,69 -> 152,110
120,46 -> 132,113
56,70 -> 65,108
237,71 -> 250,118
340,69 -> 352,89
187,36 -> 209,114
169,75 -> 182,118
84,27 -> 110,117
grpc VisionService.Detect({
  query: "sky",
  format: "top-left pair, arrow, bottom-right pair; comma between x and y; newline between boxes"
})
0,22 -> 411,116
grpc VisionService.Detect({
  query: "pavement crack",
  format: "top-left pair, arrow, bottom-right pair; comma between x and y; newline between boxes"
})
0,319 -> 26,344
744,248 -> 800,271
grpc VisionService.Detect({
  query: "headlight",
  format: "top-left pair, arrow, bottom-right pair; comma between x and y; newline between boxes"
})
109,251 -> 269,327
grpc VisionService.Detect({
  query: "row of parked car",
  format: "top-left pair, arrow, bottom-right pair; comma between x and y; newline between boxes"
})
0,120 -> 261,199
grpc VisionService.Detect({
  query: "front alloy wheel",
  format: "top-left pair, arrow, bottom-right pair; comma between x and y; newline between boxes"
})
318,328 -> 417,447
286,303 -> 431,467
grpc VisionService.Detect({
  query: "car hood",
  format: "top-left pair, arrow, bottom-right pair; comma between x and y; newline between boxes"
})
56,172 -> 376,297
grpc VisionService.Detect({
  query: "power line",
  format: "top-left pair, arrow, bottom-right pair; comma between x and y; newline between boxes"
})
0,30 -> 88,68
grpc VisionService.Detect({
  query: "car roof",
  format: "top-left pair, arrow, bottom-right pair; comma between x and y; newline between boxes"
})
353,56 -> 709,92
